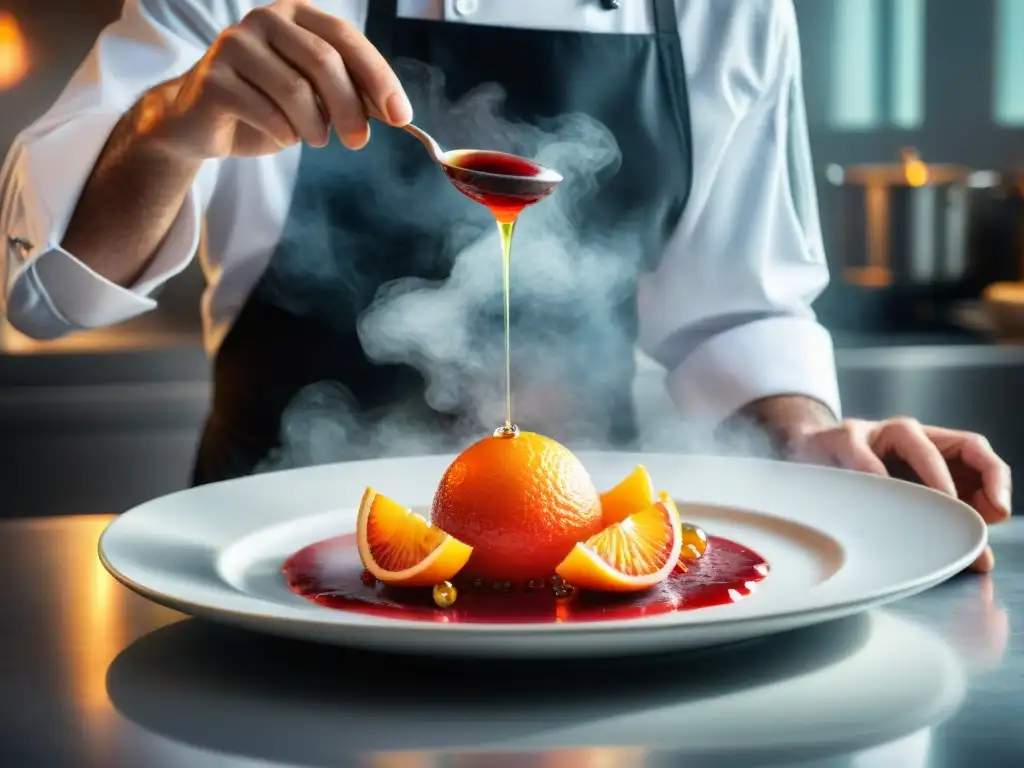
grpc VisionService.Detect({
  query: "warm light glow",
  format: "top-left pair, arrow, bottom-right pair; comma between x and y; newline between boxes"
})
844,266 -> 893,287
539,748 -> 650,767
0,13 -> 30,91
46,517 -> 181,763
901,148 -> 929,187
904,159 -> 928,187
67,517 -> 127,712
982,281 -> 1024,303
362,755 -> 440,768
37,516 -> 127,764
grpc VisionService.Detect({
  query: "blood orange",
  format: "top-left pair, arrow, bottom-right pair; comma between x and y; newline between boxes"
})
555,497 -> 683,592
431,432 -> 603,581
356,488 -> 473,587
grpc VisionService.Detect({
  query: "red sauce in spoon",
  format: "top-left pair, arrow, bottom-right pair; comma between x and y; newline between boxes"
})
442,150 -> 556,223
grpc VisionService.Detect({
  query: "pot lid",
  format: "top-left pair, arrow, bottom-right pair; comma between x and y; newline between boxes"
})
827,148 -> 974,186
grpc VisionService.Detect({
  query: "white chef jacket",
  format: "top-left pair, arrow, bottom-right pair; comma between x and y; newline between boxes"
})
0,0 -> 842,425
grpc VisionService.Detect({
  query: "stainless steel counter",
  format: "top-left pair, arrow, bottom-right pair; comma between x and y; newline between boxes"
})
0,514 -> 1019,767
0,348 -> 211,517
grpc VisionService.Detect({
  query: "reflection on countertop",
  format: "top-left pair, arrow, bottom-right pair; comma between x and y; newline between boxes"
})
103,609 -> 963,765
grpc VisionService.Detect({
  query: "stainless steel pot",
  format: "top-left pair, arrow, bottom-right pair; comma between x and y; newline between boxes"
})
827,150 -> 1024,295
825,149 -> 977,290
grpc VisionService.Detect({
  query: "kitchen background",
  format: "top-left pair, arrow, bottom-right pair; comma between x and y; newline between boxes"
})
1,0 -> 1023,517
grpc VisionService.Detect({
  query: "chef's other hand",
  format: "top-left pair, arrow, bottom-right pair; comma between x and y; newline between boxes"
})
152,0 -> 412,158
790,418 -> 1012,573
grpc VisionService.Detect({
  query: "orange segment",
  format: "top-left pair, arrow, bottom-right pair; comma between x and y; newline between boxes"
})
555,497 -> 683,593
600,465 -> 656,525
356,487 -> 473,587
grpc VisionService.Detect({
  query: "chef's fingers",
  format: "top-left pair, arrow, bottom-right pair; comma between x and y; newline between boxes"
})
923,426 -> 1012,521
966,486 -> 1009,526
970,546 -> 996,573
257,10 -> 370,148
200,65 -> 298,148
868,418 -> 958,497
292,4 -> 412,125
219,25 -> 329,147
807,420 -> 891,476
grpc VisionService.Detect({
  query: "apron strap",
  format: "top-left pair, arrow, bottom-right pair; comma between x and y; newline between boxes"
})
365,0 -> 398,58
652,0 -> 679,37
651,0 -> 690,234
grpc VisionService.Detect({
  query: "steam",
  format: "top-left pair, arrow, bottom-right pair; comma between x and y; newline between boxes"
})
254,61 -> 772,474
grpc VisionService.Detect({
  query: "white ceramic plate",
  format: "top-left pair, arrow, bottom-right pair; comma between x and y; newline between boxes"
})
99,453 -> 987,658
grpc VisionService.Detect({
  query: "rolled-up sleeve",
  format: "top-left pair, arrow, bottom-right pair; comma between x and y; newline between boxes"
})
637,1 -> 840,425
0,0 -> 224,340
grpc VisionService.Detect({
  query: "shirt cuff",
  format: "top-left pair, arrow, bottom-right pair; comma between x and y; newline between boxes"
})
11,183 -> 201,330
665,316 -> 842,425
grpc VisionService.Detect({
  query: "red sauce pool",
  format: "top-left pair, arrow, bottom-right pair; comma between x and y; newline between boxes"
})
442,150 -> 556,223
283,535 -> 770,624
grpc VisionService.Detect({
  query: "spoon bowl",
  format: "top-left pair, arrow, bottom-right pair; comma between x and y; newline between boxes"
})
402,124 -> 562,214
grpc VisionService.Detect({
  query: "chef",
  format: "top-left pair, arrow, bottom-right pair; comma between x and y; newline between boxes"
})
0,0 -> 1010,569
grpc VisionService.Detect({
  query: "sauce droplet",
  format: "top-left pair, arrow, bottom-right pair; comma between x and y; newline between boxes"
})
432,581 -> 457,608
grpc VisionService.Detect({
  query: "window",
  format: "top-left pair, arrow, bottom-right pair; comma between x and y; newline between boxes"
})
995,0 -> 1024,125
828,0 -> 926,129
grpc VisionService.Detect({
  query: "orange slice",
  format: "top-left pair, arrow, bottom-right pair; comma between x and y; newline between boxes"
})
356,487 -> 473,587
600,465 -> 656,525
555,497 -> 683,592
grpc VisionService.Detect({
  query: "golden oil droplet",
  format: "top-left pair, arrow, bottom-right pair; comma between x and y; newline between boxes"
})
680,544 -> 702,561
493,423 -> 519,438
432,581 -> 457,608
680,524 -> 708,560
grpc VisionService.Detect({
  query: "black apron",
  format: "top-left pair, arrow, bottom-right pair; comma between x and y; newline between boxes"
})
193,0 -> 692,485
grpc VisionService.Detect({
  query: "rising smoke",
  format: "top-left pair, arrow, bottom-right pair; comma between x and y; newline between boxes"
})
255,61 -> 766,474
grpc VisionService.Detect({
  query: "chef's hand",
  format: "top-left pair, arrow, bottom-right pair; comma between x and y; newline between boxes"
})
152,0 -> 412,159
790,418 -> 1012,572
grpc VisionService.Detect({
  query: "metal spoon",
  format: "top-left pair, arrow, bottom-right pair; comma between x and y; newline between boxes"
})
401,123 -> 563,205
